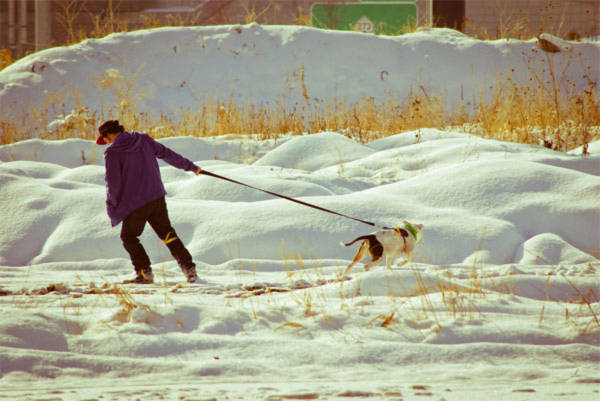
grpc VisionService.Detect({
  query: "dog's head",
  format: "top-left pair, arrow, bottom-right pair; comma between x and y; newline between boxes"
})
401,220 -> 423,243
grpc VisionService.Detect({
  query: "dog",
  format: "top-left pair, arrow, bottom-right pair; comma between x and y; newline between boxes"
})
341,221 -> 423,274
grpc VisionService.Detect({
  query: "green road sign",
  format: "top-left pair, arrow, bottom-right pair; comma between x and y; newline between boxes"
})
311,2 -> 418,36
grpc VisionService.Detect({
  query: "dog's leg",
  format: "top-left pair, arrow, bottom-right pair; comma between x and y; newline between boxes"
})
344,241 -> 369,275
363,257 -> 383,271
343,261 -> 357,276
396,252 -> 411,267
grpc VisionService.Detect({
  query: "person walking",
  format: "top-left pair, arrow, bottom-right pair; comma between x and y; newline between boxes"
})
97,120 -> 201,284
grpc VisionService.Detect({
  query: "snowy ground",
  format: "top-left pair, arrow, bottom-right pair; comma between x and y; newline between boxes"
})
1,130 -> 599,400
0,23 -> 599,401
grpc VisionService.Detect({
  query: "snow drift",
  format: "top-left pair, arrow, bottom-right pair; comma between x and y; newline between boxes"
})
1,24 -> 598,130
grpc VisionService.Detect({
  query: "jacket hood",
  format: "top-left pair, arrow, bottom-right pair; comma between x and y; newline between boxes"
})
106,131 -> 144,153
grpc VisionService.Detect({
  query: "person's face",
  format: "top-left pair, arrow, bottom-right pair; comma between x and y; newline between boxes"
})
102,133 -> 115,144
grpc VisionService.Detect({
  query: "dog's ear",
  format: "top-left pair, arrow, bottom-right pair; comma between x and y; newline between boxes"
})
416,224 -> 423,230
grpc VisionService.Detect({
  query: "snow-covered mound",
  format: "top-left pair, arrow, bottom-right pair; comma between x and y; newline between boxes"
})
1,130 -> 598,267
1,24 -> 598,131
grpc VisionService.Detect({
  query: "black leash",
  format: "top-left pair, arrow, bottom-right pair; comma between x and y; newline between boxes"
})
200,169 -> 388,229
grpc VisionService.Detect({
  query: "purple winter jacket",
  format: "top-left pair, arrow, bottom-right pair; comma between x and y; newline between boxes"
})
104,131 -> 199,227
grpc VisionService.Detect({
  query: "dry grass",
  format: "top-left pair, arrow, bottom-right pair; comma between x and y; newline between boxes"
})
2,67 -> 597,152
465,0 -> 585,40
0,49 -> 13,71
464,43 -> 599,151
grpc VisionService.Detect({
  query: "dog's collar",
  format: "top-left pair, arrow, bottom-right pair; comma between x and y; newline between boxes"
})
403,222 -> 418,238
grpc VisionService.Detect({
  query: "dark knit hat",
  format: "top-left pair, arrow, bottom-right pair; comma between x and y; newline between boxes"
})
96,120 -> 124,145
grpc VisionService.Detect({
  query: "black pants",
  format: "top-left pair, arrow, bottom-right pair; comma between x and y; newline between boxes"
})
121,197 -> 194,274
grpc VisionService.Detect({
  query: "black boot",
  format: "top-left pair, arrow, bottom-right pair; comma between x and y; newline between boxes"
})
181,264 -> 198,283
122,269 -> 154,284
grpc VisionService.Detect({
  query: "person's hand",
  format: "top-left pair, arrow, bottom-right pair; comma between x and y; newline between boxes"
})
195,167 -> 202,176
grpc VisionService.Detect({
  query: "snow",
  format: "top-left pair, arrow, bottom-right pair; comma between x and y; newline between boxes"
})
1,24 -> 599,130
1,24 -> 599,401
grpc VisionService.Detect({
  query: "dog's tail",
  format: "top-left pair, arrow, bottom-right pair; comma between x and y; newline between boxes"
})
340,235 -> 370,247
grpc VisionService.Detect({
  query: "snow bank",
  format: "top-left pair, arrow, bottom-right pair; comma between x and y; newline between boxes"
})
1,24 -> 598,130
2,131 -> 597,268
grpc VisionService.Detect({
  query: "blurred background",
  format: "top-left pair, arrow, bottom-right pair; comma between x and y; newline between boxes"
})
0,0 -> 598,61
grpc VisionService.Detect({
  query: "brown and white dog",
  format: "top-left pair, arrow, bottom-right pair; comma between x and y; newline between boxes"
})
341,221 -> 423,274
